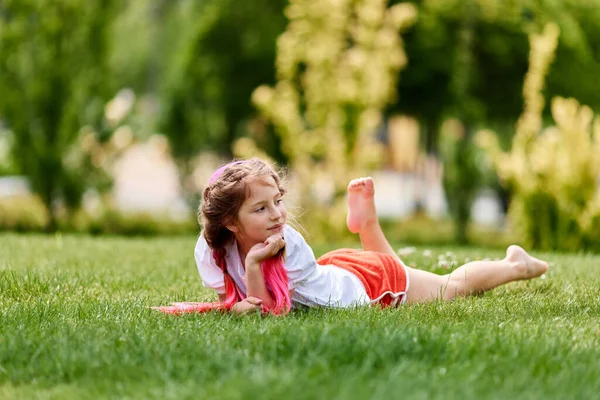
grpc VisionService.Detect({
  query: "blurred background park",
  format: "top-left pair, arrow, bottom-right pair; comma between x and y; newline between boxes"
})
1,0 -> 600,252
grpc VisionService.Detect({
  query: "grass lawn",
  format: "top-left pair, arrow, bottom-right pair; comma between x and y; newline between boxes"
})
1,233 -> 599,400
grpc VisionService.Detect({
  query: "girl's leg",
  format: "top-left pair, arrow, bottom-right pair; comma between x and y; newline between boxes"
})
346,177 -> 549,303
346,177 -> 396,256
404,246 -> 548,303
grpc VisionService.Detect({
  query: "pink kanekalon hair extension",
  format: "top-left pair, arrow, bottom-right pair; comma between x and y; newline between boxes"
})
152,159 -> 292,316
261,253 -> 291,315
153,250 -> 290,315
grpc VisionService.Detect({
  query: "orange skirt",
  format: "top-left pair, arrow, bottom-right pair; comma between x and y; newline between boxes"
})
317,249 -> 409,307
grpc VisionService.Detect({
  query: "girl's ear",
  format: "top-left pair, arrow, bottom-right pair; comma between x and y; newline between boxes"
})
224,216 -> 239,233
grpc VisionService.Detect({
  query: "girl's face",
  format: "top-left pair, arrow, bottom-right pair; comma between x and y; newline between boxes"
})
231,177 -> 287,252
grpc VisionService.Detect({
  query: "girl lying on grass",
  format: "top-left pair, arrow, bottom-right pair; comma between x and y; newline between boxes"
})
155,158 -> 548,315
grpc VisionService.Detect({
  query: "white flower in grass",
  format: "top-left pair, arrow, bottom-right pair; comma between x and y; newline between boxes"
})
437,259 -> 450,269
397,247 -> 416,256
105,88 -> 135,126
423,249 -> 432,257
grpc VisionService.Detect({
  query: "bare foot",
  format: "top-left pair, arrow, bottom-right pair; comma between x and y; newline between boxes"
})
346,177 -> 377,234
506,245 -> 549,279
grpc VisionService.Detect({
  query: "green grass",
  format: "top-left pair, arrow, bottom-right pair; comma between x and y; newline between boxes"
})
1,233 -> 599,400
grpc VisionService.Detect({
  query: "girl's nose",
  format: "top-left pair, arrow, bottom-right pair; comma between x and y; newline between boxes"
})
271,206 -> 282,220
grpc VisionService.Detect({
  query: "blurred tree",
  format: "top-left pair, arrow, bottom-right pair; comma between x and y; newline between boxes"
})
439,0 -> 482,244
159,0 -> 288,165
109,1 -> 155,94
0,0 -> 116,230
543,0 -> 600,113
0,126 -> 17,176
117,0 -> 600,171
238,0 -> 417,239
111,1 -> 197,97
386,0 -> 600,243
477,23 -> 600,252
391,0 -> 600,150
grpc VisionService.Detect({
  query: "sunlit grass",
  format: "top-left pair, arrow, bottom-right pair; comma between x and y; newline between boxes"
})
1,233 -> 599,399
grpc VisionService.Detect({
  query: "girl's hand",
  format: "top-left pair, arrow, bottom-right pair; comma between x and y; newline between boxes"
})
246,234 -> 285,266
231,297 -> 263,314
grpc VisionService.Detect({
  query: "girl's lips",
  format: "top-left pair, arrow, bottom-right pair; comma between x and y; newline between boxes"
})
268,224 -> 283,231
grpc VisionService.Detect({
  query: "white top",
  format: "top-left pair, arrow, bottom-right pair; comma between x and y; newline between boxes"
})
194,225 -> 371,308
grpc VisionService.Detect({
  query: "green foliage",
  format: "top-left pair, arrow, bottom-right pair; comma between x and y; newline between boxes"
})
490,99 -> 600,252
438,122 -> 491,244
379,215 -> 512,248
241,0 -> 417,237
0,128 -> 17,176
583,207 -> 600,251
391,0 -> 600,149
79,210 -> 197,236
541,0 -> 600,110
478,23 -> 600,252
159,0 -> 288,160
0,0 -> 116,229
3,0 -> 600,241
0,195 -> 196,236
2,234 -> 600,398
0,196 -> 49,232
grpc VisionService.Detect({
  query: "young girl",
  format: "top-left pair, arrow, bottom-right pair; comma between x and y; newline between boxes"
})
158,158 -> 548,315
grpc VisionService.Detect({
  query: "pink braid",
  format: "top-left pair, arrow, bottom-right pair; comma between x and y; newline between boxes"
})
262,256 -> 291,315
213,249 -> 244,309
152,250 -> 291,316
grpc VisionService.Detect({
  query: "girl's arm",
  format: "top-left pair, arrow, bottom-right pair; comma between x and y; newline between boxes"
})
244,267 -> 294,310
244,234 -> 286,309
245,260 -> 275,309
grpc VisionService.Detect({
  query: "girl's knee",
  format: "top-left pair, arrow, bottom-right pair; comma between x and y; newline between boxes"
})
405,267 -> 448,303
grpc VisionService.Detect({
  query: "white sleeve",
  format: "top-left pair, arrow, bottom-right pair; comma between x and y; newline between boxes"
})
194,235 -> 226,295
283,226 -> 318,290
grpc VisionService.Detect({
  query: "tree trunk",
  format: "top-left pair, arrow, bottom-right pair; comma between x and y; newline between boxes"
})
40,187 -> 58,232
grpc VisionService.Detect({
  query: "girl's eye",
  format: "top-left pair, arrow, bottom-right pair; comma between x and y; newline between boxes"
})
276,199 -> 283,205
255,207 -> 265,213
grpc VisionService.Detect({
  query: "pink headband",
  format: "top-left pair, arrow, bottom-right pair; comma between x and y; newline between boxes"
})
209,160 -> 247,184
